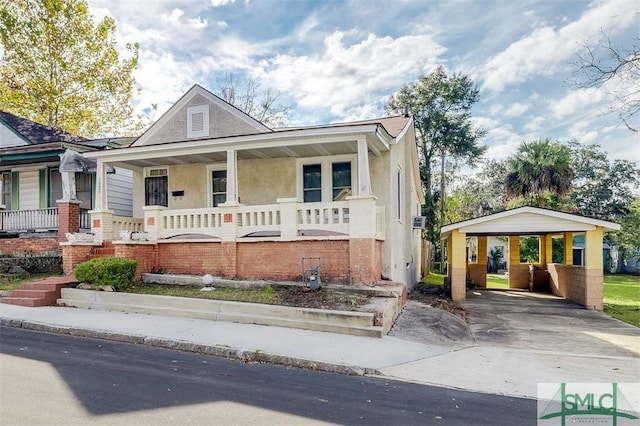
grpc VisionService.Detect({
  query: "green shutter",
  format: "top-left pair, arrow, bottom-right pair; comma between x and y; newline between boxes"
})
39,169 -> 47,208
11,171 -> 19,210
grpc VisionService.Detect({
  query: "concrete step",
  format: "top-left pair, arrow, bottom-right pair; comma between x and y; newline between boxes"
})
57,288 -> 383,337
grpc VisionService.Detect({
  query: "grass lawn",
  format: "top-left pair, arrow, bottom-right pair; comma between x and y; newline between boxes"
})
486,273 -> 509,289
422,272 -> 445,286
604,274 -> 640,327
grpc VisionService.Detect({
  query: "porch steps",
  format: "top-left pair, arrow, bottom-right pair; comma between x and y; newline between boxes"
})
57,288 -> 384,337
1,276 -> 77,307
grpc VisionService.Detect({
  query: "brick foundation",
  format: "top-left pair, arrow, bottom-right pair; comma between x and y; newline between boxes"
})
63,239 -> 383,285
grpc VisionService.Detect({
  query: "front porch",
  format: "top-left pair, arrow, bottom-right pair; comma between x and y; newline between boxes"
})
0,207 -> 91,234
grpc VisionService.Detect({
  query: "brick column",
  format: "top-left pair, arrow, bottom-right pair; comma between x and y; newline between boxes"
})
349,238 -> 379,285
584,227 -> 604,311
58,200 -> 81,242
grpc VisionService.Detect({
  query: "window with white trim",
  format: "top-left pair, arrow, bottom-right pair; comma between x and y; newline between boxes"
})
187,105 -> 210,138
298,156 -> 356,202
207,165 -> 227,207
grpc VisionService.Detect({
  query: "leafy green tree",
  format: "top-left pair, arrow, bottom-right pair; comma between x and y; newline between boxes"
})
505,139 -> 574,208
612,197 -> 640,258
0,0 -> 140,137
385,66 -> 486,242
568,141 -> 640,221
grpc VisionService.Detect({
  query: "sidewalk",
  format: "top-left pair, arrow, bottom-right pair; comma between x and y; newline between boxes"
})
1,302 -> 638,401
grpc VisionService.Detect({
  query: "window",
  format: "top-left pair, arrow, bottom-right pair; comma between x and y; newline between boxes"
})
299,156 -> 355,202
187,105 -> 210,138
303,164 -> 321,202
212,170 -> 227,207
332,162 -> 351,200
76,173 -> 93,209
49,168 -> 62,206
1,171 -> 10,209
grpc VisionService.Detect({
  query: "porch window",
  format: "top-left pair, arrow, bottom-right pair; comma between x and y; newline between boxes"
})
303,164 -> 321,202
332,162 -> 351,201
300,157 -> 355,203
212,170 -> 227,207
1,172 -> 10,209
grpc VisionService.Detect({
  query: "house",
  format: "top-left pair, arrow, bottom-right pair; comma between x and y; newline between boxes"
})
0,110 -> 134,254
65,84 -> 425,290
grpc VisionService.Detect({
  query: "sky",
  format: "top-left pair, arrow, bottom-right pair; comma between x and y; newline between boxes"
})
86,0 -> 640,163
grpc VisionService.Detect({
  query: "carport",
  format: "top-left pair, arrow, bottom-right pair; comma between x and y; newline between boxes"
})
440,207 -> 620,311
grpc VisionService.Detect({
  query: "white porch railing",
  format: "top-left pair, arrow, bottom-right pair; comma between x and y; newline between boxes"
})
112,216 -> 144,235
135,198 -> 384,241
0,208 -> 92,232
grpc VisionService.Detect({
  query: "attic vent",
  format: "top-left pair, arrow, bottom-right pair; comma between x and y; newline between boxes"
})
187,104 -> 210,138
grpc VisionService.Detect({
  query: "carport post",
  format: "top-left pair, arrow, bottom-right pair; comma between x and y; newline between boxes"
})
448,229 -> 467,301
563,232 -> 573,265
584,228 -> 604,311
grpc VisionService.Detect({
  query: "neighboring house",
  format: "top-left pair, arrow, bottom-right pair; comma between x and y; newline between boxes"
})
72,84 -> 425,289
0,110 -> 134,253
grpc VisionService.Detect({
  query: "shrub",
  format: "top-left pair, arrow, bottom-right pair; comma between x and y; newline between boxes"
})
75,257 -> 138,290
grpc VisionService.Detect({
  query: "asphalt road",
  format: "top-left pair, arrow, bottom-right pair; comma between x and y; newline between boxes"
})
0,326 -> 536,425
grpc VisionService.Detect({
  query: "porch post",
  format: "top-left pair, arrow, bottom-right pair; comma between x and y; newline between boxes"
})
476,236 -> 488,287
57,170 -> 79,242
90,161 -> 114,243
544,234 -> 553,265
278,197 -> 299,240
508,236 -> 520,289
563,232 -> 573,265
225,149 -> 238,205
356,138 -> 372,196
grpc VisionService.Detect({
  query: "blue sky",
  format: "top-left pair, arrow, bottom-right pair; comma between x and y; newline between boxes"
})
87,0 -> 639,163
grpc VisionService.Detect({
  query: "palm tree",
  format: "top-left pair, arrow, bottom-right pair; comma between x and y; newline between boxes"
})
505,139 -> 574,208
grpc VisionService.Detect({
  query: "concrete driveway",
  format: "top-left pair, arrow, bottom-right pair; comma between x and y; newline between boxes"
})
465,289 -> 640,358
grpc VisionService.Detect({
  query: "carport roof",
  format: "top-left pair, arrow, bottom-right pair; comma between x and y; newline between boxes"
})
440,206 -> 621,238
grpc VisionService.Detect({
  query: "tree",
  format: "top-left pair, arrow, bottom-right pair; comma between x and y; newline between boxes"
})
568,141 -> 640,221
385,66 -> 486,242
0,0 -> 140,137
215,73 -> 289,128
573,31 -> 640,132
505,139 -> 574,208
613,197 -> 640,258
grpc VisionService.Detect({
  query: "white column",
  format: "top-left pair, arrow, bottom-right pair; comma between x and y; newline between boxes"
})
357,138 -> 372,196
224,149 -> 239,205
60,171 -> 77,202
95,160 -> 109,211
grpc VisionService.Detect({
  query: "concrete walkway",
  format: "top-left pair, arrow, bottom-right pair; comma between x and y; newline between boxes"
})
1,290 -> 638,402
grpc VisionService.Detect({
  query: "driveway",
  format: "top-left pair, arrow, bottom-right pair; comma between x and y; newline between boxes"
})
465,289 -> 640,358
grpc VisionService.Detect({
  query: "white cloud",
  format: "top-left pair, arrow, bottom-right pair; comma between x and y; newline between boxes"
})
216,21 -> 229,29
481,0 -> 639,93
550,88 -> 605,120
524,116 -> 545,132
254,31 -> 445,120
211,0 -> 236,6
161,8 -> 184,23
503,102 -> 530,118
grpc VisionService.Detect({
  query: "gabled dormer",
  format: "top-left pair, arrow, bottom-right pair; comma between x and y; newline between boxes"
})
132,84 -> 273,147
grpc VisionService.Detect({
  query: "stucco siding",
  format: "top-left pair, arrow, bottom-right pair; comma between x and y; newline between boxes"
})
139,94 -> 264,145
238,157 -> 296,205
168,163 -> 208,209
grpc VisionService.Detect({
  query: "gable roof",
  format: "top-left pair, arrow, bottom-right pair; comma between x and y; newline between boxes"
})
440,206 -> 620,238
131,84 -> 273,147
0,110 -> 87,144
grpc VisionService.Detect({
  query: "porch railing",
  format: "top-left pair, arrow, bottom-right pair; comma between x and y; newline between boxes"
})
0,208 -> 59,232
0,208 -> 92,232
147,199 -> 384,241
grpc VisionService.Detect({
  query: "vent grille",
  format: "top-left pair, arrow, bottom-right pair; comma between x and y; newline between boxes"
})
191,112 -> 204,132
148,168 -> 167,177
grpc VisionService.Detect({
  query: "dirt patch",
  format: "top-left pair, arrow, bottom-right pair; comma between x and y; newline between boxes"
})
409,284 -> 466,321
277,287 -> 370,311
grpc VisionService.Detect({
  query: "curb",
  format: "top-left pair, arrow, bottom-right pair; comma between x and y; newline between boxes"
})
0,317 -> 379,377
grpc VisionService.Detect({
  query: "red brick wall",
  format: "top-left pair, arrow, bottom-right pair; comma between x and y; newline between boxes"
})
0,237 -> 60,254
237,240 -> 351,283
157,242 -> 222,276
62,239 -> 383,285
115,244 -> 157,281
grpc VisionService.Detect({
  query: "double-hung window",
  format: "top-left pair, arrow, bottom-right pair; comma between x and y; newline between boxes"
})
211,169 -> 227,207
300,156 -> 355,202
